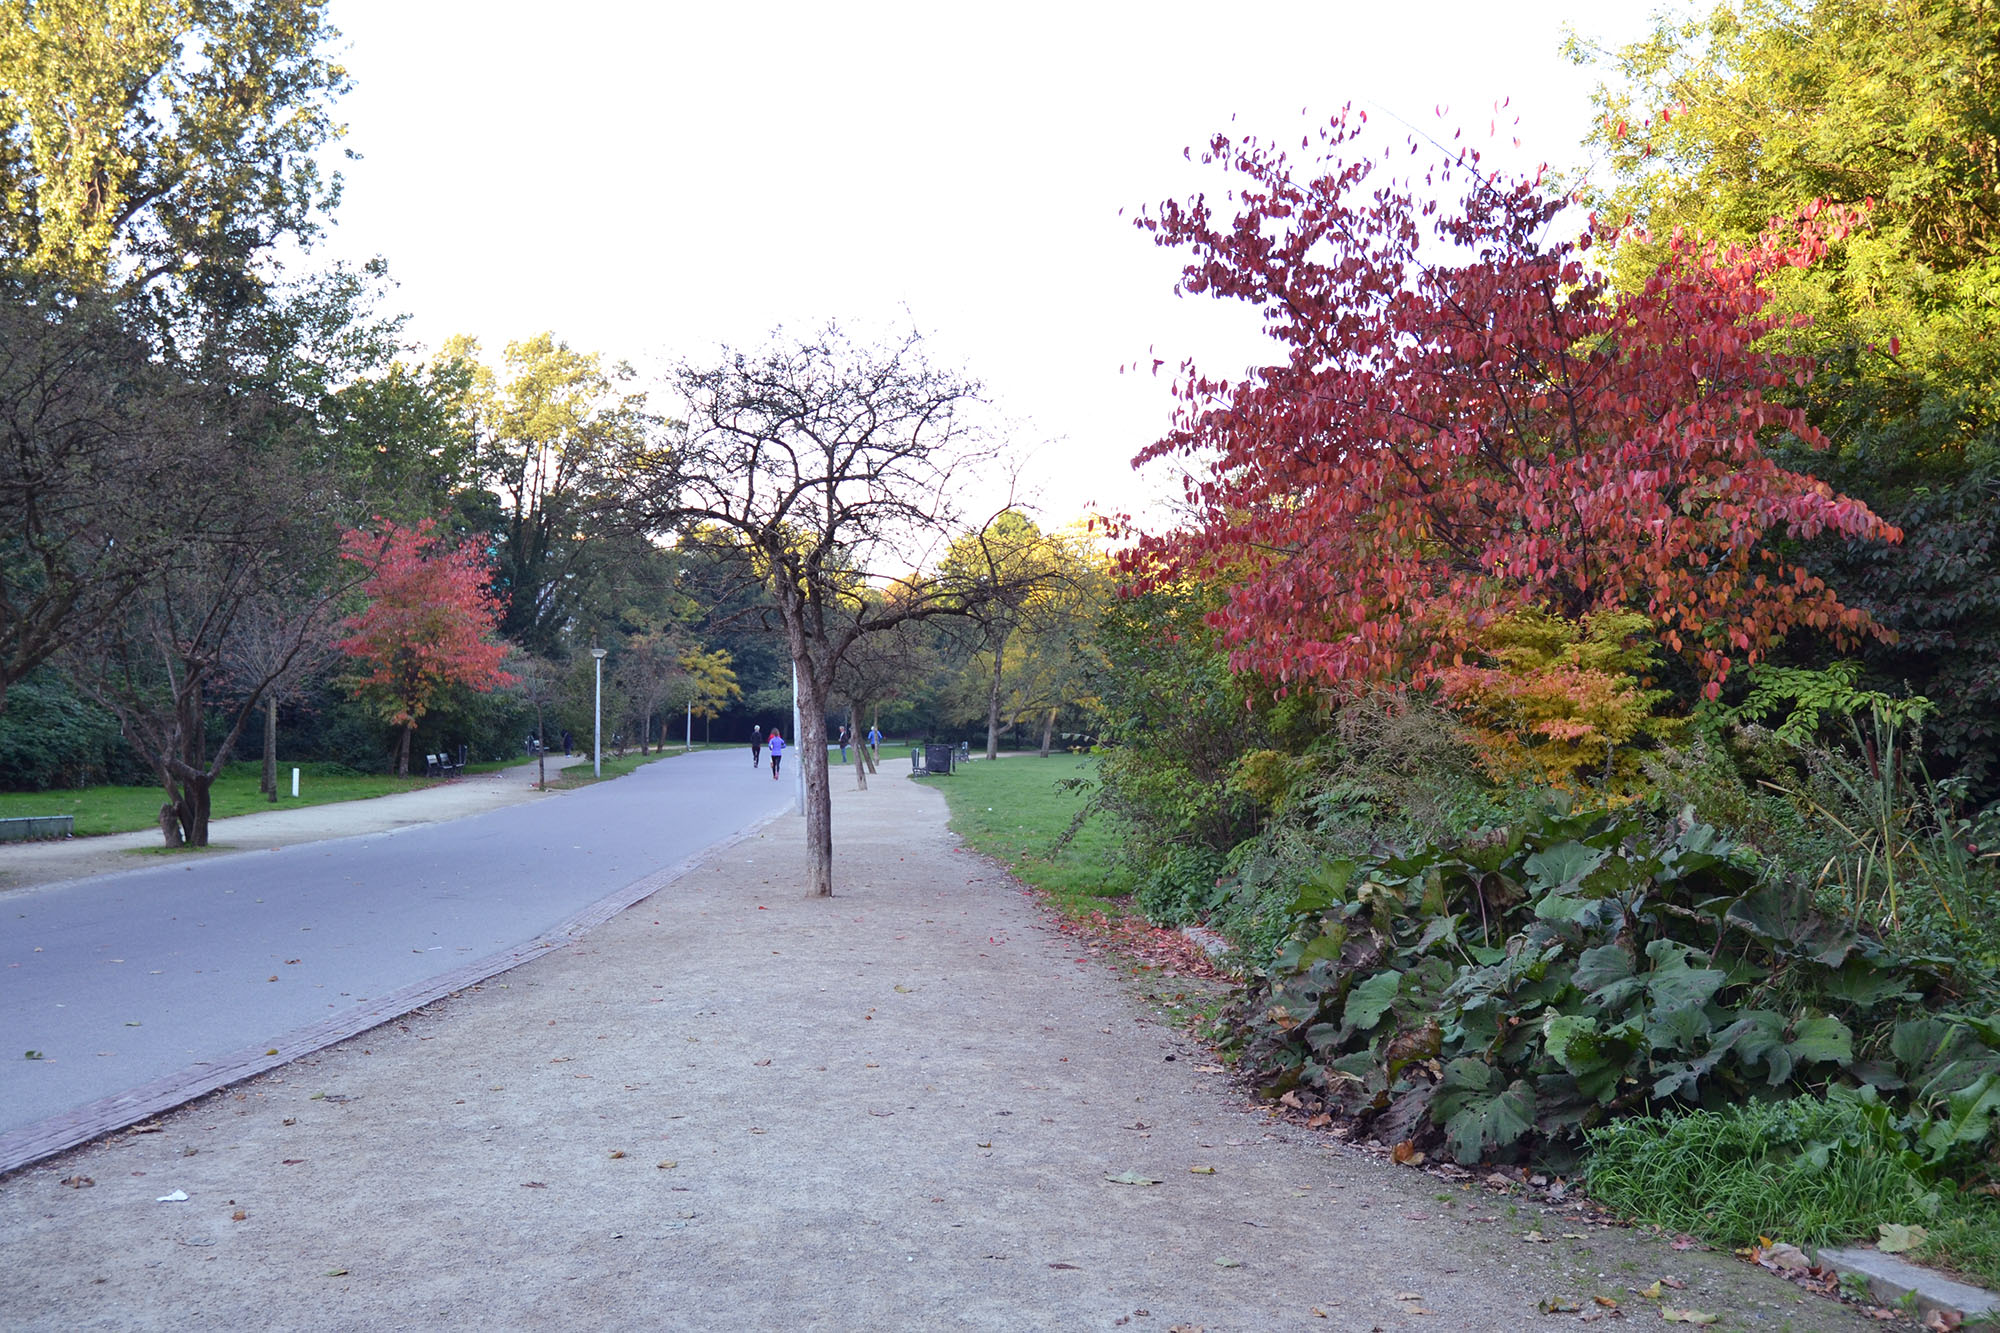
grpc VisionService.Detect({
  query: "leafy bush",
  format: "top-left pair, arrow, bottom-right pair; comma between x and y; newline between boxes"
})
0,668 -> 147,790
1226,800 -> 2000,1172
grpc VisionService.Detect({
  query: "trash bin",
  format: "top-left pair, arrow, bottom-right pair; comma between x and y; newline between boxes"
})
924,742 -> 956,776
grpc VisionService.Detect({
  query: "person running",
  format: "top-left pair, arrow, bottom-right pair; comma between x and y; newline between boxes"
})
866,724 -> 881,757
750,724 -> 763,768
767,728 -> 785,780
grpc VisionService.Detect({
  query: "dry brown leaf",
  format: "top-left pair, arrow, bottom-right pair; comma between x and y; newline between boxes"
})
59,1175 -> 93,1189
231,1209 -> 246,1221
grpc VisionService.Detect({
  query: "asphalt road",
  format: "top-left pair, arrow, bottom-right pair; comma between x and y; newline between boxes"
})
0,750 -> 793,1138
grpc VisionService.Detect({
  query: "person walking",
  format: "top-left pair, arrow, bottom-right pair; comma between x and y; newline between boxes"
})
750,724 -> 763,768
767,728 -> 785,780
836,724 -> 850,763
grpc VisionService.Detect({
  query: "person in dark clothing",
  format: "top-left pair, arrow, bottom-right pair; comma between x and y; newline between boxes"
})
561,729 -> 572,756
750,725 -> 763,767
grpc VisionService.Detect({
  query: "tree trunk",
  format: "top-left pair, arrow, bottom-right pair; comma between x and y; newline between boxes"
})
535,703 -> 546,790
263,694 -> 279,800
397,723 -> 414,777
797,674 -> 834,897
1040,705 -> 1056,757
849,700 -> 867,791
184,775 -> 212,846
984,628 -> 1008,760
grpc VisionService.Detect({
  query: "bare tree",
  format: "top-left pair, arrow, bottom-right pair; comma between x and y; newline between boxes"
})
505,650 -> 565,789
0,283 -> 204,711
614,626 -> 690,754
60,392 -> 346,846
224,589 -> 342,800
621,324 -> 1030,897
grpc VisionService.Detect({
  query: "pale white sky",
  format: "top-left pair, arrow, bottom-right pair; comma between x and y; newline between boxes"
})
314,0 -> 1666,525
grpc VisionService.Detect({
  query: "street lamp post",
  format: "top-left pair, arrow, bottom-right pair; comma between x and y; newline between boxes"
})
590,647 -> 607,779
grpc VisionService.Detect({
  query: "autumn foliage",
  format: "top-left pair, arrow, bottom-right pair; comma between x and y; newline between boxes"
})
338,518 -> 513,775
1127,110 -> 1900,699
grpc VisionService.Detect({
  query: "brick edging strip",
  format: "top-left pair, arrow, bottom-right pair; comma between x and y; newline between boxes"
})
0,808 -> 789,1178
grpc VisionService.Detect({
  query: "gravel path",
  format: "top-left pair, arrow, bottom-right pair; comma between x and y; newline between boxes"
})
0,772 -> 1889,1331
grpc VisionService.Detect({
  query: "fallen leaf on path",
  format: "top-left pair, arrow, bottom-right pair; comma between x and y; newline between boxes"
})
977,1141 -> 992,1148
1396,1292 -> 1424,1301
59,1175 -> 92,1188
1661,1309 -> 1719,1325
752,1059 -> 771,1067
1592,1296 -> 1619,1309
1669,1235 -> 1702,1251
324,1269 -> 348,1277
1048,1262 -> 1079,1270
1634,1282 -> 1662,1300
1104,1172 -> 1162,1186
1537,1297 -> 1581,1314
521,1181 -> 548,1189
608,1150 -> 626,1159
282,1117 -> 296,1126
1876,1222 -> 1929,1253
281,1159 -> 305,1165
132,1122 -> 163,1133
657,1161 -> 677,1169
1214,1258 -> 1242,1268
1392,1140 -> 1421,1165
231,1210 -> 246,1221
1759,1241 -> 1810,1272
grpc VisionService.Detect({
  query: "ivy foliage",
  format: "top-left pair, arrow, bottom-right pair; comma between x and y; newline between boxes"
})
1228,802 -> 1999,1171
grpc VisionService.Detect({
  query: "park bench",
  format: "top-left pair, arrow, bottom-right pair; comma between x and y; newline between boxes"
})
424,751 -> 462,778
0,815 -> 74,843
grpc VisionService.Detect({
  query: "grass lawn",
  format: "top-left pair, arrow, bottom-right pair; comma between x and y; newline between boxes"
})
0,762 -> 447,837
537,744 -> 722,789
916,754 -> 1132,916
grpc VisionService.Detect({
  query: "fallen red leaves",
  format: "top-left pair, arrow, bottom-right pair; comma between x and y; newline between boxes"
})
1046,905 -> 1231,982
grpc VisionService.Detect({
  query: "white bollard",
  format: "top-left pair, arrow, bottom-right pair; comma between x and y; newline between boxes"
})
291,768 -> 300,798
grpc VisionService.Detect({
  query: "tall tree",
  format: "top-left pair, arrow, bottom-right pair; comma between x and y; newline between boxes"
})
1127,111 -> 1899,699
0,0 -> 348,322
1574,0 -> 2000,794
456,333 -> 655,654
337,517 -> 513,777
621,324 -> 1020,897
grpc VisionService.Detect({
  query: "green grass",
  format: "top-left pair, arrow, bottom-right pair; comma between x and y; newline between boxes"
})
540,748 -> 682,789
916,754 -> 1132,916
1585,1097 -> 2000,1290
0,762 -> 448,837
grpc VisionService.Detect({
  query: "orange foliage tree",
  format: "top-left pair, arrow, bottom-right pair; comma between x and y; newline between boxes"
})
338,518 -> 513,775
1125,110 -> 1901,702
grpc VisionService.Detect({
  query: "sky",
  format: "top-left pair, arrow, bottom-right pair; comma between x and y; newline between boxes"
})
314,0 -> 1669,526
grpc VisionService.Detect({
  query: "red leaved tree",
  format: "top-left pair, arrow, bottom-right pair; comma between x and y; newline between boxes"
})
1127,110 -> 1900,699
338,518 -> 514,775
